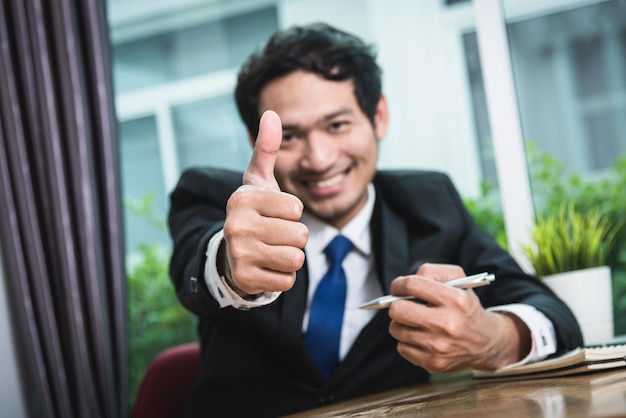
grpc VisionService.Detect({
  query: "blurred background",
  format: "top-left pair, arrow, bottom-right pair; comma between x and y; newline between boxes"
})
104,0 -> 626,407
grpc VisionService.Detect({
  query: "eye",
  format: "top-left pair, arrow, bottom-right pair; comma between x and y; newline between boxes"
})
328,121 -> 348,133
282,132 -> 297,142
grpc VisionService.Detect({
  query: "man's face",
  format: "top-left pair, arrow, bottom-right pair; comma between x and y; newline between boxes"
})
256,70 -> 388,229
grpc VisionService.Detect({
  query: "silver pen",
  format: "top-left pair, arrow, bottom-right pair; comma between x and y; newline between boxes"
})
359,272 -> 495,310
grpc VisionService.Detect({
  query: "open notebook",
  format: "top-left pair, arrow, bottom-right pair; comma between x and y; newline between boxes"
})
473,344 -> 626,380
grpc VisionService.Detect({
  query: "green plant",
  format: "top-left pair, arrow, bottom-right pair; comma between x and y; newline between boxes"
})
525,143 -> 626,268
127,243 -> 197,409
463,181 -> 508,250
124,192 -> 197,410
124,192 -> 168,230
465,145 -> 626,334
521,204 -> 622,277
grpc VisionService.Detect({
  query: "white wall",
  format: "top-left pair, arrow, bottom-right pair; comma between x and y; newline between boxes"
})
0,247 -> 27,418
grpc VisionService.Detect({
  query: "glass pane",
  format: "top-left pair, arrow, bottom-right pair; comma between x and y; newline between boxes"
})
173,95 -> 251,172
112,6 -> 278,93
502,0 -> 626,338
462,31 -> 498,185
507,0 -> 626,175
464,0 -> 626,339
119,116 -> 169,253
108,2 -> 280,406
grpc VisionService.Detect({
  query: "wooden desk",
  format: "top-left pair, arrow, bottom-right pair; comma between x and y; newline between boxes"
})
286,369 -> 626,417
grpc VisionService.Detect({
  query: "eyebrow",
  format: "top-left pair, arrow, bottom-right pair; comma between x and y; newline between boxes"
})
282,107 -> 355,131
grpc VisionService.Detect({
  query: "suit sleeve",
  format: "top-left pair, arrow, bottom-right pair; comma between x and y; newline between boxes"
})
168,167 -> 242,317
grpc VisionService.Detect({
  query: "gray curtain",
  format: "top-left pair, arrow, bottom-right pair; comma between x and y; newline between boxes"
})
0,0 -> 127,417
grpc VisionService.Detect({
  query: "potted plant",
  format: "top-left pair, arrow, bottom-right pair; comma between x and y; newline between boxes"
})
521,203 -> 623,345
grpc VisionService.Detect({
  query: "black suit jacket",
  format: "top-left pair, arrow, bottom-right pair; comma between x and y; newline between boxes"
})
168,168 -> 582,417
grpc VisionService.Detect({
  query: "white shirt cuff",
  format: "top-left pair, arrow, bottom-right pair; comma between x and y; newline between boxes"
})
204,229 -> 281,310
488,303 -> 557,369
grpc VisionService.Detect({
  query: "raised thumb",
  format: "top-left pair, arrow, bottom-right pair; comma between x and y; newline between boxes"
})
243,110 -> 282,190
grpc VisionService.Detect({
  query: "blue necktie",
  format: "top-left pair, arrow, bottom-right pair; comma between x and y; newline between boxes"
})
305,235 -> 353,379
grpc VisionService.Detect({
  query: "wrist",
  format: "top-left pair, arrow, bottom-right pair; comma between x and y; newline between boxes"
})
217,239 -> 261,301
495,312 -> 532,367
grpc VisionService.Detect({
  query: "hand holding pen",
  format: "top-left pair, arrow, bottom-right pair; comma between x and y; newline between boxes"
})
360,272 -> 495,310
383,265 -> 527,373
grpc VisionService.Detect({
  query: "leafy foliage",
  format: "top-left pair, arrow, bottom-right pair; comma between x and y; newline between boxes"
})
464,143 -> 626,334
124,192 -> 168,230
524,143 -> 626,270
125,197 -> 197,409
521,204 -> 622,276
127,243 -> 197,403
463,181 -> 508,250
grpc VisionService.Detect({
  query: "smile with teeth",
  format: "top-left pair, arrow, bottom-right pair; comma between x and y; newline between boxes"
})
308,172 -> 346,188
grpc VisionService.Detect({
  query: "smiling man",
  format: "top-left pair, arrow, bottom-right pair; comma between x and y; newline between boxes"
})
259,70 -> 384,230
168,23 -> 582,418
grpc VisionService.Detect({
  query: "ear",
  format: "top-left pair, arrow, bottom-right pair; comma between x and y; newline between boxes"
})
373,94 -> 389,141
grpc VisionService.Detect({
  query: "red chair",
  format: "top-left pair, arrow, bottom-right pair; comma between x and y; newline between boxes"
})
132,342 -> 201,418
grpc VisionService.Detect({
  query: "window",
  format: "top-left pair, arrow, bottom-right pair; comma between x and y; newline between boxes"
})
172,96 -> 251,171
119,116 -> 168,253
113,6 -> 278,93
465,0 -> 626,184
113,4 -> 278,254
468,0 -> 626,337
108,0 -> 279,402
509,0 -> 626,175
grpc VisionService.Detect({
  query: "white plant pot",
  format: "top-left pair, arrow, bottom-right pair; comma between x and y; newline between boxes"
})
543,266 -> 614,346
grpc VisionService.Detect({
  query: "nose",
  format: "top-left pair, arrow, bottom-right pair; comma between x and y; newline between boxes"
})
300,131 -> 335,172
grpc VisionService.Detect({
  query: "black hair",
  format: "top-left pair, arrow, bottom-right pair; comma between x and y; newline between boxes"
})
235,23 -> 382,137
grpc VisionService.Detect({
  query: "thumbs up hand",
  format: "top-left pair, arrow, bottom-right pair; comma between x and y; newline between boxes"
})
222,111 -> 308,296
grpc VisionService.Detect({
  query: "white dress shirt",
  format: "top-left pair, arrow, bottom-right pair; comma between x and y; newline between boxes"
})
204,183 -> 556,366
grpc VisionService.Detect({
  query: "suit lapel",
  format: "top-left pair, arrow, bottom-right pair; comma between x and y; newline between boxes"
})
371,186 -> 411,292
